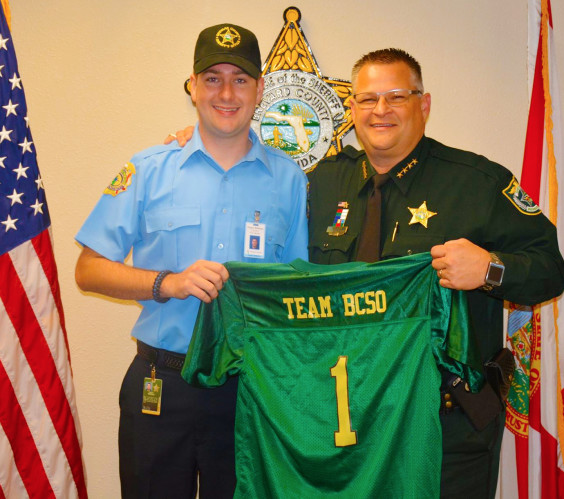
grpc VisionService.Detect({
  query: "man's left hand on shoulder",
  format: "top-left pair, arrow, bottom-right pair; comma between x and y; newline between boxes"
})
430,238 -> 491,290
164,126 -> 194,147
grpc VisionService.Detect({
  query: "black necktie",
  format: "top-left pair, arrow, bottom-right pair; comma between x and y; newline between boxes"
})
356,173 -> 388,262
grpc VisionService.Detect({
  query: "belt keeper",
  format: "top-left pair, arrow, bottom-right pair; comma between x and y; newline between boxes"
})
153,270 -> 172,303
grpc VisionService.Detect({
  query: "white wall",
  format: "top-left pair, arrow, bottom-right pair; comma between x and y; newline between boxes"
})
8,1 -> 564,497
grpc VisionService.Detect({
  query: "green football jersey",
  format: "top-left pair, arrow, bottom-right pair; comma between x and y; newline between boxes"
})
182,253 -> 483,499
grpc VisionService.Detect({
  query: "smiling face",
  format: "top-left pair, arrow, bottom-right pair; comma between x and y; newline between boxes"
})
351,61 -> 430,172
190,63 -> 264,144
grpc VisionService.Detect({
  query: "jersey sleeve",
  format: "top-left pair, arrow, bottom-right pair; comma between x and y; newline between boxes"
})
181,277 -> 245,387
431,282 -> 484,392
483,172 -> 564,304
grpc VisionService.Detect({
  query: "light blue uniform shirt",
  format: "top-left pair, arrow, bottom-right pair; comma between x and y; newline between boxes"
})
76,126 -> 308,353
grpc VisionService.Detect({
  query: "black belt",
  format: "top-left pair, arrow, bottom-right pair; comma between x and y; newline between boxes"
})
136,340 -> 186,371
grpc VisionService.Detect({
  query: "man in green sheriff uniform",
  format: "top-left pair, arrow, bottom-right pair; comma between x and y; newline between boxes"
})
167,48 -> 564,498
307,49 -> 564,498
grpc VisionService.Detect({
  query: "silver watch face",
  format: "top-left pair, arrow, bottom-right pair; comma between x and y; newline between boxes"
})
486,262 -> 504,286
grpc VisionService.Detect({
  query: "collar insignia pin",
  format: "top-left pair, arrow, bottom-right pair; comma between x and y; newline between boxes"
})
362,161 -> 368,180
396,158 -> 418,178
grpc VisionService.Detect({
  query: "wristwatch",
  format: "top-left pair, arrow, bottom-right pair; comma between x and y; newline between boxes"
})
482,252 -> 505,292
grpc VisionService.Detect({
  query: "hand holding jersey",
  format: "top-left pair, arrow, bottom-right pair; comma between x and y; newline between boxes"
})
430,238 -> 492,290
159,260 -> 229,303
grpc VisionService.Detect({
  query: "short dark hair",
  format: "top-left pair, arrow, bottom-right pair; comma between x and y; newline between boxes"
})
351,48 -> 423,92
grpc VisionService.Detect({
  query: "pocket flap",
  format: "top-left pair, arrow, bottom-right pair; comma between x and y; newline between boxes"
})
145,206 -> 200,233
309,228 -> 357,253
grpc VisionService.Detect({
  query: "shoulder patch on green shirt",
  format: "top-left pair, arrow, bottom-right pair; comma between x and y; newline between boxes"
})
502,177 -> 541,215
104,162 -> 136,196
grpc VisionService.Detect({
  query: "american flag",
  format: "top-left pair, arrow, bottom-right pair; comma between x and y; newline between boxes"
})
0,3 -> 87,498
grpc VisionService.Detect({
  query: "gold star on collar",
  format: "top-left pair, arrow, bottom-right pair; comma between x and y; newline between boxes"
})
408,201 -> 437,228
396,158 -> 418,179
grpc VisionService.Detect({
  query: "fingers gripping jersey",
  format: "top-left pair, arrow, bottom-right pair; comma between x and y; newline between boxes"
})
182,253 -> 483,499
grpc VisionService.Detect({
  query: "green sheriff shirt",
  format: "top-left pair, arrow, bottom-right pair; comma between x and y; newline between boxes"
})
307,136 -> 564,365
182,253 -> 484,499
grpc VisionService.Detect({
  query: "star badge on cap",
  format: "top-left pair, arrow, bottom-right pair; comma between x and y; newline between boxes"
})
407,201 -> 437,228
216,27 -> 241,48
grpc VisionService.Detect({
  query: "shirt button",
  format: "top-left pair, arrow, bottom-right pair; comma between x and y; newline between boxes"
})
445,401 -> 453,409
168,222 -> 173,228
222,208 -> 227,214
217,243 -> 224,249
407,249 -> 413,255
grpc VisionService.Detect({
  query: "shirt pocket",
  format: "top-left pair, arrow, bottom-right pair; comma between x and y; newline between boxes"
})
381,233 -> 446,260
308,227 -> 358,264
264,222 -> 287,263
248,208 -> 289,263
144,206 -> 201,269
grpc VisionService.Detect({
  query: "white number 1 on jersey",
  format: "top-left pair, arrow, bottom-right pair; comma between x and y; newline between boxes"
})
330,356 -> 358,447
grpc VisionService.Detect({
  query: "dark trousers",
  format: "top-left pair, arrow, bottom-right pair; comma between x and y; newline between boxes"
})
440,408 -> 505,499
118,355 -> 238,499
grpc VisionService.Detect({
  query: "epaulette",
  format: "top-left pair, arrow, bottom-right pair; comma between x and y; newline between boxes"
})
427,137 -> 511,183
307,145 -> 363,174
263,143 -> 292,161
428,139 -> 481,166
307,145 -> 364,176
263,143 -> 304,172
131,142 -> 181,162
323,145 -> 364,162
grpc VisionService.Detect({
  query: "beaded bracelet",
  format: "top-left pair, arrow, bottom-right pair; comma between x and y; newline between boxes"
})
152,270 -> 172,303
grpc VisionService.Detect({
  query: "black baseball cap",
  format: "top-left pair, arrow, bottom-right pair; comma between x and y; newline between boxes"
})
193,24 -> 261,79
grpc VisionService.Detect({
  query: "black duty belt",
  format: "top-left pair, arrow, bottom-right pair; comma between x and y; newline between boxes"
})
136,340 -> 186,371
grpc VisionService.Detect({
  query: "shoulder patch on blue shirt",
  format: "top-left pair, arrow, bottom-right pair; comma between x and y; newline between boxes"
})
502,177 -> 541,215
104,162 -> 136,196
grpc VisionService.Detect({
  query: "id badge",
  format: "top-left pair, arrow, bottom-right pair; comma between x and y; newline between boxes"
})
142,377 -> 163,416
244,221 -> 266,259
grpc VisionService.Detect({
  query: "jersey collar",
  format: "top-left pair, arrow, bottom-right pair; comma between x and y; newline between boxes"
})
290,258 -> 367,274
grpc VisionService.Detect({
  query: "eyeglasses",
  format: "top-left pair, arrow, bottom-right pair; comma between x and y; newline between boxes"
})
353,89 -> 423,109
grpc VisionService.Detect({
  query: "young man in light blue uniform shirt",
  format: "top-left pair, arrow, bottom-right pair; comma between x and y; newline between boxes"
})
75,23 -> 308,499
